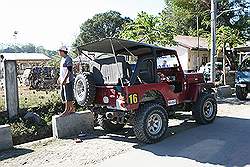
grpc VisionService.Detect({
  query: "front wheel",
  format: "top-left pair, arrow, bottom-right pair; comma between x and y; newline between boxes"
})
192,93 -> 217,124
133,103 -> 168,143
236,86 -> 248,100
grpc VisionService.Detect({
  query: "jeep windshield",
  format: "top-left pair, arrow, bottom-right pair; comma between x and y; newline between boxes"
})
157,54 -> 180,69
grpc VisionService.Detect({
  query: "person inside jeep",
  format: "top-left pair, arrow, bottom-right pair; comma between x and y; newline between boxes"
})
156,54 -> 183,93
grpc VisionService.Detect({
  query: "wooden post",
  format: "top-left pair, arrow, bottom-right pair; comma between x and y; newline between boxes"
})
4,60 -> 19,119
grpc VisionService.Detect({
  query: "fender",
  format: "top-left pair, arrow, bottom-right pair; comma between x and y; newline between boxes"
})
186,82 -> 215,102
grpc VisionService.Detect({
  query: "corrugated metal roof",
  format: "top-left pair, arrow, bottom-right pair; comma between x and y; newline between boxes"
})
175,35 -> 208,50
0,53 -> 51,61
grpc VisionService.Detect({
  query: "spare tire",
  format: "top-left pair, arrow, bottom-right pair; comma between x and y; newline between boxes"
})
74,73 -> 96,106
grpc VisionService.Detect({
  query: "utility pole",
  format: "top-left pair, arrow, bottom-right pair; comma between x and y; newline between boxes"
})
210,0 -> 217,82
197,15 -> 200,67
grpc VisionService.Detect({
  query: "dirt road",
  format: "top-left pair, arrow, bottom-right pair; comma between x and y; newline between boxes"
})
0,97 -> 249,167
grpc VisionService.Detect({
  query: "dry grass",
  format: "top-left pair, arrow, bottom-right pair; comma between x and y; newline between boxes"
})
0,86 -> 60,112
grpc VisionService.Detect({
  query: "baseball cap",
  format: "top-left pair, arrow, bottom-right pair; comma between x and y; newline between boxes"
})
58,46 -> 68,52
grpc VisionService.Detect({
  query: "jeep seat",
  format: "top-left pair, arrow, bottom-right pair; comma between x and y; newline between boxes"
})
90,55 -> 129,85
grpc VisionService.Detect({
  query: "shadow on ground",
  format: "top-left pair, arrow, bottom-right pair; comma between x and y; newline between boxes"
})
137,116 -> 250,167
0,148 -> 33,161
79,112 -> 198,146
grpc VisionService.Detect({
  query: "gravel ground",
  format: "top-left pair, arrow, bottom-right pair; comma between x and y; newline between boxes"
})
0,96 -> 249,167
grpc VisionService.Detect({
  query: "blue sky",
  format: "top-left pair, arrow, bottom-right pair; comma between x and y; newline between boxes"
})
0,0 -> 166,50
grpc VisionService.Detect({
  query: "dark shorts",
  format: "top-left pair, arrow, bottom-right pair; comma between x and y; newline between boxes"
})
61,82 -> 74,102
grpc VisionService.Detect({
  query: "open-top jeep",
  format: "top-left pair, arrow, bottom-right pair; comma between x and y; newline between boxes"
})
74,38 -> 217,143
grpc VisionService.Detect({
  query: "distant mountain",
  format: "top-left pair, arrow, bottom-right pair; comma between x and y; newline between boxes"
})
0,43 -> 57,57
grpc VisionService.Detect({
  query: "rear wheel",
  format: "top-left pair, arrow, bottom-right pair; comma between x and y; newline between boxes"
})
192,93 -> 217,124
236,86 -> 247,100
98,115 -> 125,132
134,103 -> 168,143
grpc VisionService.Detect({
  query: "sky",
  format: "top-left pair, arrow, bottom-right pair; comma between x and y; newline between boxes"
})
0,0 -> 166,50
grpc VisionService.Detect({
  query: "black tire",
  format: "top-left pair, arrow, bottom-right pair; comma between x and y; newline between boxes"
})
192,93 -> 217,124
74,73 -> 95,106
133,103 -> 168,144
98,115 -> 125,132
236,86 -> 247,100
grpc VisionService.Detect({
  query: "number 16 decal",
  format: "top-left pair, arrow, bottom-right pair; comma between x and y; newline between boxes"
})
128,94 -> 138,104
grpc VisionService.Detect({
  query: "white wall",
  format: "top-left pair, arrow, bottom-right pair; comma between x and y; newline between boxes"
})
171,45 -> 189,70
189,50 -> 210,70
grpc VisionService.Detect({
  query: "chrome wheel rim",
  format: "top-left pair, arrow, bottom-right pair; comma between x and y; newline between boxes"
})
147,113 -> 163,135
203,100 -> 214,119
76,80 -> 85,98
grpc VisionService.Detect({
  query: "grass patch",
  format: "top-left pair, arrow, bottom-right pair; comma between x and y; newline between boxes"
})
0,88 -> 60,111
0,88 -> 63,145
0,86 -> 86,145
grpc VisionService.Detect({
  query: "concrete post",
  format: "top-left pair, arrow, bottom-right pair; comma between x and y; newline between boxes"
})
0,124 -> 13,151
222,45 -> 226,85
4,60 -> 19,119
210,0 -> 217,82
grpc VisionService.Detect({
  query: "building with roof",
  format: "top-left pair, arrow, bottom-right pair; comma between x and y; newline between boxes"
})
0,53 -> 51,75
1,53 -> 51,62
168,35 -> 210,71
234,42 -> 250,64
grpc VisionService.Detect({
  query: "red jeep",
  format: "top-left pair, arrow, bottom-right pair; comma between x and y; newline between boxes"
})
74,38 -> 217,143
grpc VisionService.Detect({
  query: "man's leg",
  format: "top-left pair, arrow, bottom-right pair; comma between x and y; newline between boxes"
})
60,85 -> 71,116
60,83 -> 76,116
67,82 -> 75,113
60,101 -> 71,116
69,101 -> 75,113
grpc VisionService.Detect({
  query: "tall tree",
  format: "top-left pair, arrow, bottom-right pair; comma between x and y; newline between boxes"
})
120,11 -> 176,46
216,0 -> 250,40
163,0 -> 210,37
73,10 -> 131,47
216,25 -> 245,69
163,0 -> 250,40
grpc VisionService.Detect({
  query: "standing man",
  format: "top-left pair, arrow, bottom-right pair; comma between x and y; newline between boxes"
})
58,46 -> 75,116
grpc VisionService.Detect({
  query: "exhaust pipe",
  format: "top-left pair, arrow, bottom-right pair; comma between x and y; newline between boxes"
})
106,112 -> 114,120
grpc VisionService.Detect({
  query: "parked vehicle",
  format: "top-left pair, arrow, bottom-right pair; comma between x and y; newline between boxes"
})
203,62 -> 223,82
27,66 -> 59,89
74,38 -> 217,143
235,55 -> 250,100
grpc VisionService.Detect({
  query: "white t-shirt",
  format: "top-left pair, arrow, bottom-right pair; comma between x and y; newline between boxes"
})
59,55 -> 74,83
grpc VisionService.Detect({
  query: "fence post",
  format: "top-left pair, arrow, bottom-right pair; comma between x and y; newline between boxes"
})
4,60 -> 19,119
